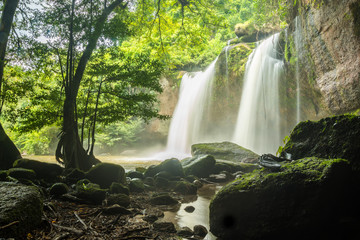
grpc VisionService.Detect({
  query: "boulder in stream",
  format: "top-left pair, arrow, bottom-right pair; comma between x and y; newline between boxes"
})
144,158 -> 184,178
182,155 -> 215,178
209,157 -> 355,239
191,141 -> 258,163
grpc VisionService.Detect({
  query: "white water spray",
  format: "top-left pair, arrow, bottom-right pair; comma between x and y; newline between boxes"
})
294,16 -> 302,123
233,33 -> 284,154
163,59 -> 218,159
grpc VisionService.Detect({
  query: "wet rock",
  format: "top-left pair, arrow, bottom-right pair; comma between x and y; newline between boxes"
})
7,168 -> 36,181
143,177 -> 154,186
75,179 -> 106,205
126,170 -> 144,179
106,193 -> 130,207
177,226 -> 194,238
102,204 -> 131,215
129,178 -> 145,193
184,206 -> 195,213
49,183 -> 69,197
182,155 -> 215,178
208,173 -> 230,183
153,221 -> 176,233
210,157 -> 354,239
13,158 -> 63,179
150,193 -> 178,205
193,224 -> 208,238
135,167 -> 146,173
280,115 -> 360,169
154,171 -> 172,180
86,163 -> 126,188
144,158 -> 184,178
109,182 -> 129,195
0,182 -> 43,238
154,176 -> 169,189
193,180 -> 203,188
174,181 -> 197,195
143,214 -> 158,223
191,141 -> 259,163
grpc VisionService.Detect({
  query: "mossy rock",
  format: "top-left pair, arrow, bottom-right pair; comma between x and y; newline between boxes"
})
210,157 -> 355,239
126,170 -> 144,179
109,182 -> 129,195
129,178 -> 145,193
191,142 -> 258,163
7,168 -> 36,181
154,176 -> 169,189
75,179 -> 106,205
13,158 -> 63,180
0,182 -> 43,238
174,181 -> 197,195
182,155 -> 215,178
144,158 -> 184,178
106,193 -> 130,207
86,163 -> 126,188
150,193 -> 178,205
49,183 -> 69,197
65,168 -> 86,183
280,115 -> 360,169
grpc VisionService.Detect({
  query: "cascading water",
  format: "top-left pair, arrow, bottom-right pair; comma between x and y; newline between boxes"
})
233,33 -> 284,154
164,58 -> 218,159
294,16 -> 302,123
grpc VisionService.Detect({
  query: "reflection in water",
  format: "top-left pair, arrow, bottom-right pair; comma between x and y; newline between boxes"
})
164,184 -> 223,240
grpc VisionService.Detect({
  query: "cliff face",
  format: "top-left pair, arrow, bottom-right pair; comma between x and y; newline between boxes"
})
285,0 -> 360,116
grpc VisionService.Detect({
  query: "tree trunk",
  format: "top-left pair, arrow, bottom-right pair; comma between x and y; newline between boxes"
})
0,0 -> 21,169
0,122 -> 21,169
56,0 -> 125,171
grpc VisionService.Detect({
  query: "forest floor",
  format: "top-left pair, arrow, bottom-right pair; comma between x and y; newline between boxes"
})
30,192 -> 184,240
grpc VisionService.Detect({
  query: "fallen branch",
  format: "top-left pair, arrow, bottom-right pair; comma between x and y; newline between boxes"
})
52,223 -> 83,235
74,211 -> 88,230
0,221 -> 19,229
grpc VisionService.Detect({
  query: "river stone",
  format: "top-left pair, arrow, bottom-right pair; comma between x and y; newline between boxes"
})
0,182 -> 43,238
144,158 -> 184,178
174,181 -> 197,195
150,193 -> 178,205
153,221 -> 176,233
191,141 -> 259,163
106,193 -> 130,207
49,183 -> 69,197
182,155 -> 215,178
193,224 -> 208,238
177,226 -> 194,238
129,178 -> 145,193
13,158 -> 63,179
109,182 -> 129,195
85,163 -> 126,188
280,115 -> 360,169
184,206 -> 195,213
214,160 -> 259,173
102,204 -> 131,215
75,179 -> 106,205
126,170 -> 144,179
210,157 -> 354,239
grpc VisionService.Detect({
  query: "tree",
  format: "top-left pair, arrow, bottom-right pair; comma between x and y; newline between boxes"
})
0,0 -> 22,169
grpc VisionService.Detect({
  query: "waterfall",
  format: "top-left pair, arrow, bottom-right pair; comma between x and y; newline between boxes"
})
164,59 -> 218,158
233,33 -> 284,154
294,16 -> 302,123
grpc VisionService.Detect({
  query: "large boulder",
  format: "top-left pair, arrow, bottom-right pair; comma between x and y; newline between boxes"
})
13,158 -> 63,179
0,182 -> 43,238
85,163 -> 126,188
209,157 -> 356,239
144,158 -> 184,178
280,115 -> 360,169
213,160 -> 259,174
191,142 -> 258,163
182,155 -> 216,178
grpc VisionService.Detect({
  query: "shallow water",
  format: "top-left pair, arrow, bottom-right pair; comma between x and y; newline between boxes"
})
163,184 -> 224,240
